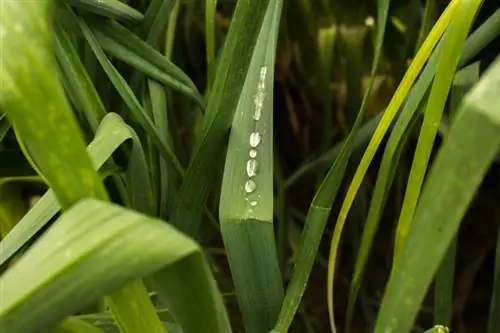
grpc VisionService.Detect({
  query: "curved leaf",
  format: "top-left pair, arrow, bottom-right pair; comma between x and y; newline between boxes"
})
61,0 -> 144,24
0,198 -> 230,333
0,113 -> 150,267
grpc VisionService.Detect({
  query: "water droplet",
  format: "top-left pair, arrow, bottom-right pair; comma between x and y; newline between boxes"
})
253,105 -> 262,121
249,149 -> 257,158
245,180 -> 256,193
250,201 -> 257,207
260,66 -> 268,80
246,159 -> 258,177
249,132 -> 261,148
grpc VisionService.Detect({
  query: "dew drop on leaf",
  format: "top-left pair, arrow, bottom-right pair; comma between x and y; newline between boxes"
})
245,179 -> 257,193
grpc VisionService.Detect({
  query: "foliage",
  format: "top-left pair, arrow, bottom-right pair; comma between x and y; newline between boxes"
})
1,0 -> 500,332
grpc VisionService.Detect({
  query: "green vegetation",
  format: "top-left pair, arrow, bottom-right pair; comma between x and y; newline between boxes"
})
1,0 -> 500,332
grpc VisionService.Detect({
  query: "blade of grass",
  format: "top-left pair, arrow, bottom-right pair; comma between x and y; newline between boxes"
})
205,0 -> 218,92
318,24 -> 337,149
53,23 -> 107,132
0,1 -> 166,331
284,114 -> 381,189
373,55 -> 500,333
91,22 -> 203,106
218,1 -> 284,332
340,25 -> 368,129
434,237 -> 456,327
0,183 -> 25,239
68,8 -> 185,177
50,317 -> 107,333
394,0 -> 483,264
136,0 -> 174,44
168,0 -> 273,238
61,0 -> 144,24
459,8 -> 500,67
417,0 -> 437,49
53,22 -> 129,204
0,114 -> 10,143
0,198 -> 230,333
0,113 -> 152,268
55,8 -> 202,106
129,0 -> 180,99
347,10 -> 500,327
345,36 -> 443,331
270,0 -> 390,331
287,6 -> 500,191
433,62 -> 478,328
141,0 -> 178,218
325,1 -> 459,331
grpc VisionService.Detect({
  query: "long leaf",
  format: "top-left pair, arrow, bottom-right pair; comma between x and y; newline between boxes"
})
0,198 -> 229,333
61,0 -> 144,24
218,1 -> 284,332
0,113 -> 150,267
168,0 -> 272,238
271,0 -> 390,331
69,8 -> 185,178
347,9 -> 500,328
373,55 -> 500,333
325,1 -> 459,331
394,0 -> 483,261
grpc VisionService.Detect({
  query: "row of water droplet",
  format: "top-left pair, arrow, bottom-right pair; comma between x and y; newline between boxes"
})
244,66 -> 267,209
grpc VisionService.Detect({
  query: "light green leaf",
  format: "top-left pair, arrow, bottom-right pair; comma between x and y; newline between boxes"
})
61,0 -> 144,24
0,113 -> 151,268
218,1 -> 284,332
168,0 -> 272,238
0,198 -> 229,333
373,55 -> 500,333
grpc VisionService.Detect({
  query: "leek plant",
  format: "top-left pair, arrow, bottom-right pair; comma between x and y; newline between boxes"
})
1,0 -> 500,333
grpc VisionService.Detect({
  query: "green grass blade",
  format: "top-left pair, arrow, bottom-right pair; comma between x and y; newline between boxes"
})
218,1 -> 284,332
345,37 -> 443,330
0,114 -> 10,143
459,8 -> 500,67
340,25 -> 368,129
373,55 -> 500,333
394,0 -> 483,261
61,0 -> 144,24
0,113 -> 150,267
434,237 -> 456,327
70,9 -> 185,177
318,25 -> 337,149
205,0 -> 218,91
53,23 -> 107,133
53,22 -> 128,203
0,198 -> 228,333
271,0 -> 390,331
136,0 -> 175,44
347,11 -> 500,328
50,317 -> 107,333
168,0 -> 272,238
0,2 -> 165,331
417,0 -> 437,49
91,20 -> 202,105
0,183 -> 25,239
139,0 -> 178,218
1,1 -> 108,207
284,114 -> 381,189
325,1 -> 459,330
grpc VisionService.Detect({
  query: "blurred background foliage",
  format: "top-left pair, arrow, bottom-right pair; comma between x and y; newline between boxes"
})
1,0 -> 500,332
